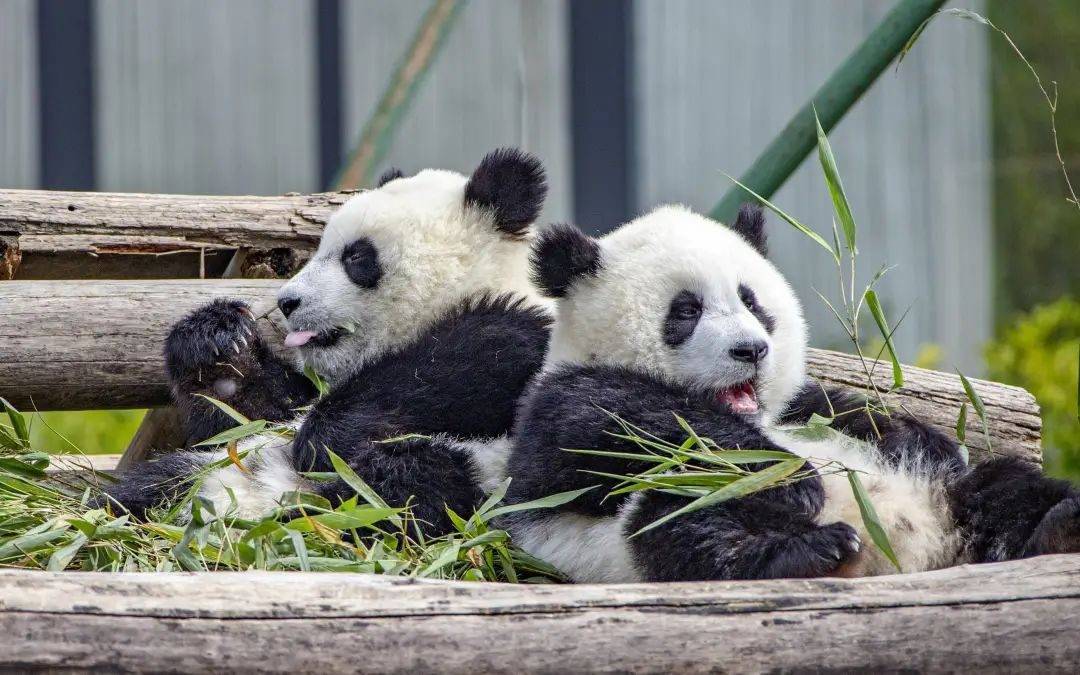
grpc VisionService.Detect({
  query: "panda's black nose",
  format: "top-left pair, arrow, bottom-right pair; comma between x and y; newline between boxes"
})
730,340 -> 769,364
278,296 -> 301,318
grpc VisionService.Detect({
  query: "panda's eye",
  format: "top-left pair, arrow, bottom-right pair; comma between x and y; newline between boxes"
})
341,238 -> 382,289
738,284 -> 757,310
664,290 -> 703,347
739,283 -> 776,334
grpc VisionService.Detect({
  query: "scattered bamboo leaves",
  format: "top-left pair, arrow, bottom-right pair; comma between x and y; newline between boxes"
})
0,400 -> 583,582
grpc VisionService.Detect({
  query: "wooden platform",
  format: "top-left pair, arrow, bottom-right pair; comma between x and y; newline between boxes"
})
1,555 -> 1078,673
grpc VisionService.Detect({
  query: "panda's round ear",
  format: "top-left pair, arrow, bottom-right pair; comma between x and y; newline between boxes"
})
530,223 -> 602,298
731,202 -> 768,256
465,148 -> 548,236
377,167 -> 405,188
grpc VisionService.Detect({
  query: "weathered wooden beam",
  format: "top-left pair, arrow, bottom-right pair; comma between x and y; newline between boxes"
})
0,555 -> 1076,673
0,279 -> 283,411
0,188 -> 353,253
0,279 -> 1039,462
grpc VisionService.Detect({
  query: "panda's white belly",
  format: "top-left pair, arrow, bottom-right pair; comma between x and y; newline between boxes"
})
767,427 -> 962,576
185,417 -> 307,522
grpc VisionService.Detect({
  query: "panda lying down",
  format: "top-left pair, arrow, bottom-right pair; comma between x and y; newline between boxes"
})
501,203 -> 1080,582
104,148 -> 553,537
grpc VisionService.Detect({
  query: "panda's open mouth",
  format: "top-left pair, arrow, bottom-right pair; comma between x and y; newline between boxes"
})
717,379 -> 759,415
284,328 -> 344,349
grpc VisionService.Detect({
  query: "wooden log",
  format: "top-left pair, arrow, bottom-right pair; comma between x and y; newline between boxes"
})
0,188 -> 353,252
0,555 -> 1077,673
0,279 -> 283,411
0,279 -> 1039,462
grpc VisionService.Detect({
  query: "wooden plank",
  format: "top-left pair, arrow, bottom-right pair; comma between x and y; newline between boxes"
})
0,279 -> 283,411
0,188 -> 351,252
0,555 -> 1077,672
0,279 -> 1039,462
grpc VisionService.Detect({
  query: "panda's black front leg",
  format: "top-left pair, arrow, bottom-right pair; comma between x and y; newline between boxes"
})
780,381 -> 965,476
626,491 -> 862,581
165,299 -> 316,446
312,436 -> 485,538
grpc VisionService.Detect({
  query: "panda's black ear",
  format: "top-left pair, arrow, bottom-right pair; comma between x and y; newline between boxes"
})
530,223 -> 602,298
731,202 -> 768,255
465,148 -> 548,236
377,167 -> 405,188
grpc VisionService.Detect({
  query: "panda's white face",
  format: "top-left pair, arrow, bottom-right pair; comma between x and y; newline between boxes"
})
541,205 -> 807,423
277,155 -> 547,383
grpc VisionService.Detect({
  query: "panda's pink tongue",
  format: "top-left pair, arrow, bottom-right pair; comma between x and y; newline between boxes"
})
719,381 -> 759,414
284,330 -> 318,348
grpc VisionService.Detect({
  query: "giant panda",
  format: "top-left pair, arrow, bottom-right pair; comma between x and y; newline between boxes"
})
502,203 -> 1080,582
105,148 -> 553,536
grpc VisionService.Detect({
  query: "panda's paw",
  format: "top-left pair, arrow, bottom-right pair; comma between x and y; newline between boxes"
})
1027,496 -> 1080,556
165,299 -> 264,385
790,521 -> 862,578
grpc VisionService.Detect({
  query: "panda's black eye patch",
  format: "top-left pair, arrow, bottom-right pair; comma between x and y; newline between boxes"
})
739,283 -> 775,334
341,238 -> 382,289
664,290 -> 703,347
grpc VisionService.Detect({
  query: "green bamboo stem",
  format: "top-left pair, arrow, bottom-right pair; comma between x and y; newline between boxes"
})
332,0 -> 467,191
710,0 -> 946,223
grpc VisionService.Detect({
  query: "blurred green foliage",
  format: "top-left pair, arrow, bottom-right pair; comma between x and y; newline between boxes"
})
988,0 -> 1080,323
28,409 -> 146,456
986,297 -> 1080,480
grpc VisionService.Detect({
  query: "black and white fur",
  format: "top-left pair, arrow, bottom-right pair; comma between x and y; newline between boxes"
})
503,204 -> 1080,582
105,149 -> 552,536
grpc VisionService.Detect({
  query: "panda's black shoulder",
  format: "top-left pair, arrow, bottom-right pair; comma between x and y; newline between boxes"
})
436,291 -> 553,337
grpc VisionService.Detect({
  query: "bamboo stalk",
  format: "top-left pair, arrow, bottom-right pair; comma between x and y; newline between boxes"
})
710,0 -> 946,223
331,0 -> 467,191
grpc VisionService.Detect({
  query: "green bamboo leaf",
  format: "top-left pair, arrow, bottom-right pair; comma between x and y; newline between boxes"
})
193,420 -> 268,447
419,541 -> 461,577
195,394 -> 251,425
864,290 -> 904,389
956,370 -> 992,452
724,174 -> 839,263
0,398 -> 29,444
814,108 -> 857,254
46,533 -> 89,571
0,529 -> 69,560
325,450 -> 402,529
631,459 -> 805,537
955,402 -> 968,443
286,530 -> 310,572
303,366 -> 330,398
847,471 -> 901,572
485,486 -> 596,521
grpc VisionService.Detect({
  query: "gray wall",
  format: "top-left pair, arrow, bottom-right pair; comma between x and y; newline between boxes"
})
0,0 -> 38,189
1,0 -> 990,371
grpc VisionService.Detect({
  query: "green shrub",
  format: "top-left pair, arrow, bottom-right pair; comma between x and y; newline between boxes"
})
986,297 -> 1080,480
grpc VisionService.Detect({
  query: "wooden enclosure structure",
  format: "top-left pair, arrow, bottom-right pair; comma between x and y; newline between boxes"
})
0,187 -> 1073,673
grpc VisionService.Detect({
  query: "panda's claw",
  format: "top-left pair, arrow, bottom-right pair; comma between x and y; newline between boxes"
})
238,336 -> 248,349
239,306 -> 256,320
231,341 -> 241,354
